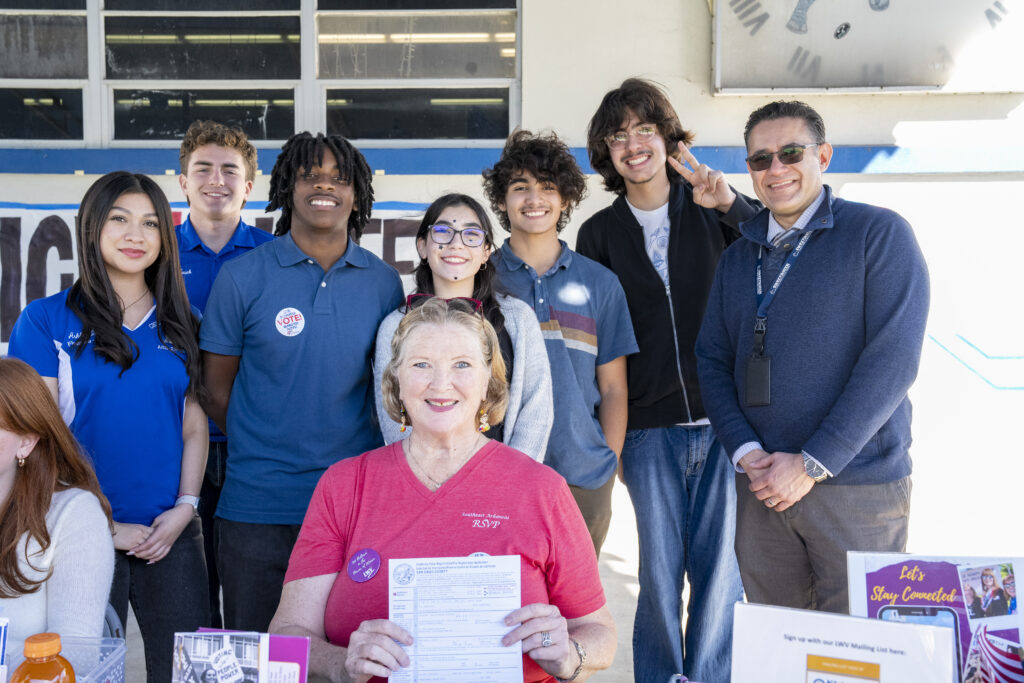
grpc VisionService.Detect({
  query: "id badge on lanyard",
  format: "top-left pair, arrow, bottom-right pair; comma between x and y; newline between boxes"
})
745,231 -> 812,408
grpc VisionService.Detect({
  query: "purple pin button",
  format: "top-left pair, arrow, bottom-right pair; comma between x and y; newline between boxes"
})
347,548 -> 381,583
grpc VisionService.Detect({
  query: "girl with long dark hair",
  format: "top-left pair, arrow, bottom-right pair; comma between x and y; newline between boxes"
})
9,171 -> 210,682
373,193 -> 552,459
0,357 -> 114,671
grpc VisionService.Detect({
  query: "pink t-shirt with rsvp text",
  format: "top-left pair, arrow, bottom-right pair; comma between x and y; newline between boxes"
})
284,440 -> 605,682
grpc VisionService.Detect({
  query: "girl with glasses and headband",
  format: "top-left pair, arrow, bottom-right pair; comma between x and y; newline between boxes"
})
374,193 -> 553,460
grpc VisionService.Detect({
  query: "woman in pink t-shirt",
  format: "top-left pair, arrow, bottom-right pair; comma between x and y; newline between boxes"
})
271,298 -> 615,682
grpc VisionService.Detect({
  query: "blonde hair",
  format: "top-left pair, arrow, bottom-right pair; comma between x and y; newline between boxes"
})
381,297 -> 508,427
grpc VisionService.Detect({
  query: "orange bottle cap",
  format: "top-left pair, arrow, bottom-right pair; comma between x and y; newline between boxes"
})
23,633 -> 62,658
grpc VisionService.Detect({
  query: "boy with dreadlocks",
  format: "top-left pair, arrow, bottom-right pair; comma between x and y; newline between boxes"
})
200,132 -> 403,632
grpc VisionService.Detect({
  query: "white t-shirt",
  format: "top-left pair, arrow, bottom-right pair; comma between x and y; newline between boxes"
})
627,199 -> 671,287
625,198 -> 710,427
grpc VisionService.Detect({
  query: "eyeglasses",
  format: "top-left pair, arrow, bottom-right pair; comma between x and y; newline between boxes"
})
605,124 -> 658,149
405,293 -> 483,314
427,224 -> 487,248
745,143 -> 819,172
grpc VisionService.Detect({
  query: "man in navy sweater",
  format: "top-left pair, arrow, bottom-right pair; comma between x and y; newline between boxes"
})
696,100 -> 930,613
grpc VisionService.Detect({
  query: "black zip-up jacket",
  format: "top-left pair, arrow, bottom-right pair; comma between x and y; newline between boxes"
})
576,181 -> 758,430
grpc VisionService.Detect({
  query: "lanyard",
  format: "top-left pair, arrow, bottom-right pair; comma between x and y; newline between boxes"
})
752,230 -> 812,354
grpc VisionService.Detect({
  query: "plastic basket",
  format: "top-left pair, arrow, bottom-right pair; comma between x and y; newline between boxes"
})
59,636 -> 126,683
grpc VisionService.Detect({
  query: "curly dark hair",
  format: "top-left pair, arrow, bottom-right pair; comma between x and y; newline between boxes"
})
743,100 -> 826,148
586,78 -> 695,196
482,129 -> 588,233
267,132 -> 374,238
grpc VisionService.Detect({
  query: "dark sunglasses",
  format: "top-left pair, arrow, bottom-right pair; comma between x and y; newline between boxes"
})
745,143 -> 819,172
405,293 -> 484,314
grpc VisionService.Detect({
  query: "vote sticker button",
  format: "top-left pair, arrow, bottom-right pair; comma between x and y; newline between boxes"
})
347,548 -> 381,583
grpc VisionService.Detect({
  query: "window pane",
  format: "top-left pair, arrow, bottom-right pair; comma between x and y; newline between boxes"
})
0,1 -> 83,8
318,12 -> 515,79
0,15 -> 87,78
106,0 -> 297,9
326,88 -> 508,139
113,89 -> 294,140
106,16 -> 300,80
319,1 -> 514,8
0,89 -> 83,139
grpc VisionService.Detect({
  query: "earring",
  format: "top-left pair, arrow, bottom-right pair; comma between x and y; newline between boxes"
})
399,406 -> 408,433
479,261 -> 488,271
478,408 -> 490,433
17,456 -> 25,468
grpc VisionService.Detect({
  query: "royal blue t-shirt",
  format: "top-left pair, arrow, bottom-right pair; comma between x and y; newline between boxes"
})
177,215 -> 275,441
8,290 -> 190,524
199,233 -> 404,525
493,240 -> 638,489
177,216 -> 275,314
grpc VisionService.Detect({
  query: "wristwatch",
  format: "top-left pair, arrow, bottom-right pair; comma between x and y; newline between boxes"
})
175,494 -> 200,512
802,453 -> 829,482
556,638 -> 586,682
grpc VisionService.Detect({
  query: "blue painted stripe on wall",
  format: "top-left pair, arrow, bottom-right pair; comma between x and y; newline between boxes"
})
0,145 -> 1021,175
0,199 -> 427,211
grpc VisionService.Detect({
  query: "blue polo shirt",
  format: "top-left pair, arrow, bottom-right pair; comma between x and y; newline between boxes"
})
177,215 -> 274,441
178,215 -> 275,313
200,233 -> 404,524
9,291 -> 189,525
493,240 -> 637,489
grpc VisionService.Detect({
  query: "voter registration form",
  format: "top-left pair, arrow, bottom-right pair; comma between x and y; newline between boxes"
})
388,554 -> 523,682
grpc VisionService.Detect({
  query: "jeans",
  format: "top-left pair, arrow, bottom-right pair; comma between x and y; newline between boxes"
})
199,440 -> 228,628
621,424 -> 743,683
216,518 -> 302,632
110,515 -> 210,683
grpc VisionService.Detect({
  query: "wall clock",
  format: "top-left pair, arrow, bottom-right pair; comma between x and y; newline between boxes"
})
714,0 -> 1024,92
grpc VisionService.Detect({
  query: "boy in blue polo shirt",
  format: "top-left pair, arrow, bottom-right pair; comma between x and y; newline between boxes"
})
176,120 -> 274,628
199,132 -> 403,632
483,130 -> 637,556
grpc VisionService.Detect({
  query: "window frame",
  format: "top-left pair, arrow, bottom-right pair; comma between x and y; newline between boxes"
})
0,0 -> 520,148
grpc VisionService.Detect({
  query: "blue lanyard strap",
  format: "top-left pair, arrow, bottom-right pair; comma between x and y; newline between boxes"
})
753,231 -> 812,354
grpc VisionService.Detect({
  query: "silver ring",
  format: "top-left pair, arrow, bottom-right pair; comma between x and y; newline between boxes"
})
541,631 -> 552,647
767,497 -> 776,507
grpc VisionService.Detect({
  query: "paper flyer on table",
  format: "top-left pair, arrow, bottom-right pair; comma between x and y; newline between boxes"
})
196,629 -> 310,683
388,554 -> 523,682
848,552 -> 1024,683
732,601 -> 956,682
172,631 -> 270,682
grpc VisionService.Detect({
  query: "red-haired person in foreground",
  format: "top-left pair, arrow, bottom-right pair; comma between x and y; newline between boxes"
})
0,357 -> 114,670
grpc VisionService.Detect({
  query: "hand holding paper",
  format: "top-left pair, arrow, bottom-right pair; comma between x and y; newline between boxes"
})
345,620 -> 413,683
502,603 -> 573,680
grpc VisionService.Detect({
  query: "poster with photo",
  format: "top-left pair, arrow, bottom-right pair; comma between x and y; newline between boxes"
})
849,553 -> 1024,683
962,626 -> 1024,683
172,632 -> 268,683
959,563 -> 1018,625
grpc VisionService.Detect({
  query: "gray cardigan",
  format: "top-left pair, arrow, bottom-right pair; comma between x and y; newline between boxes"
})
373,294 -> 553,461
